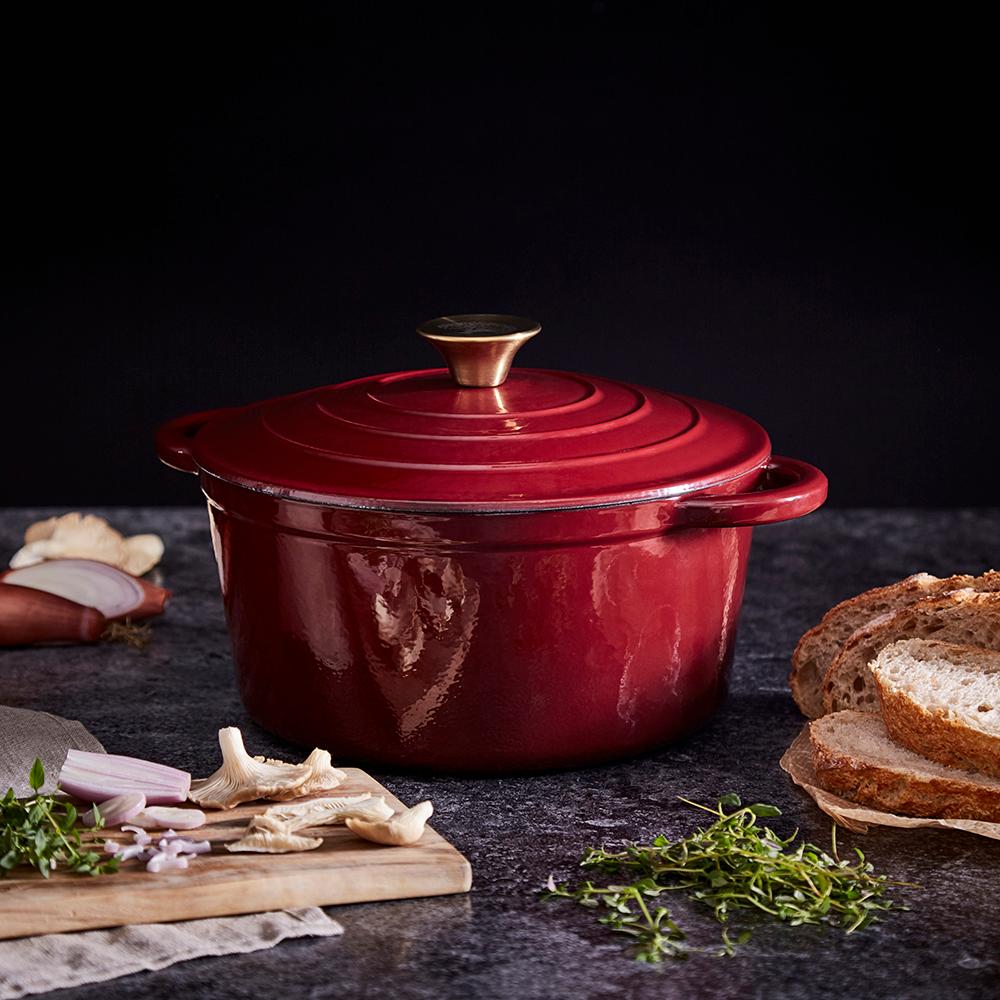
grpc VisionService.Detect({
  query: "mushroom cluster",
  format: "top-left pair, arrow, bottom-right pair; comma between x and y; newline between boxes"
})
193,727 -> 436,853
10,513 -> 164,576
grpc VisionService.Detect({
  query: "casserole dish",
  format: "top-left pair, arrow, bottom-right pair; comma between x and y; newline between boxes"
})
157,315 -> 826,771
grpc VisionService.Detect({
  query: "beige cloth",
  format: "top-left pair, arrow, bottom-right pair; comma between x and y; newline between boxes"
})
0,708 -> 344,997
0,907 -> 343,999
0,706 -> 105,796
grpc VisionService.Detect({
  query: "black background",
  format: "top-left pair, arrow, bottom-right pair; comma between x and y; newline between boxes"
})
4,3 -> 996,507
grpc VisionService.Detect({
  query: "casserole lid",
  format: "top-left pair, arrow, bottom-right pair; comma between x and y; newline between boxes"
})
190,315 -> 771,512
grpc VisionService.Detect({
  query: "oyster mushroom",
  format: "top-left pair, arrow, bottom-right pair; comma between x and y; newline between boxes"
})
346,801 -> 434,847
226,827 -> 324,854
262,794 -> 394,829
12,513 -> 164,576
226,793 -> 393,854
189,727 -> 346,809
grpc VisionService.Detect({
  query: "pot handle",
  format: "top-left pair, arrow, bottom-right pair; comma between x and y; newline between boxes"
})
155,408 -> 237,474
674,456 -> 828,528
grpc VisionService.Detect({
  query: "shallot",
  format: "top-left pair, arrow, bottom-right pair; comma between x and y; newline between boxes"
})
58,749 -> 191,805
130,807 -> 206,830
0,584 -> 106,646
146,852 -> 189,873
1,559 -> 169,622
103,841 -> 148,862
159,835 -> 211,855
81,792 -> 146,828
104,825 -> 211,873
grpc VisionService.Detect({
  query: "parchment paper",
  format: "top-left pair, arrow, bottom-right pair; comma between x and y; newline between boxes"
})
780,726 -> 1000,841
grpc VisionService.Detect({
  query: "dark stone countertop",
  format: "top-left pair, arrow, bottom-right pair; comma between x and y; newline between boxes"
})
2,507 -> 1000,999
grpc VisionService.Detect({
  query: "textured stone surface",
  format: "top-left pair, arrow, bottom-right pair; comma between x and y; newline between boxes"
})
2,506 -> 1000,999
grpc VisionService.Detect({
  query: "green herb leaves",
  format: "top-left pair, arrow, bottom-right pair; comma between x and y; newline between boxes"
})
1,759 -> 120,879
542,794 -> 913,963
28,758 -> 45,794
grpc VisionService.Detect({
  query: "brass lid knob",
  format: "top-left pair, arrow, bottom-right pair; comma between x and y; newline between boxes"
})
417,314 -> 540,388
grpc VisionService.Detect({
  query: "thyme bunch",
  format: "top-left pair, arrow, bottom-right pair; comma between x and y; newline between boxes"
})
0,759 -> 119,878
543,793 -> 913,962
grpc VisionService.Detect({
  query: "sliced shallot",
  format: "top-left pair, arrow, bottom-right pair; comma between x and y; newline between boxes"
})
58,749 -> 191,805
104,826 -> 210,871
146,852 -> 189,874
1,559 -> 170,622
130,806 -> 206,830
104,842 -> 149,862
159,836 -> 211,855
81,792 -> 146,828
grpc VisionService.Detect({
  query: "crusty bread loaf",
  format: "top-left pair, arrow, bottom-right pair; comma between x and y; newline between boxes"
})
789,573 -> 973,718
808,710 -> 1000,821
822,590 -> 1000,715
871,638 -> 1000,778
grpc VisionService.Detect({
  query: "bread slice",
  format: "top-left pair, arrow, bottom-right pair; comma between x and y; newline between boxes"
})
871,638 -> 1000,778
808,710 -> 1000,821
789,573 -> 976,718
822,589 -> 1000,715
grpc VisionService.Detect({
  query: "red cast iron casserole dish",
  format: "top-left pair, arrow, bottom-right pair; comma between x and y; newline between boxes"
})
156,315 -> 826,772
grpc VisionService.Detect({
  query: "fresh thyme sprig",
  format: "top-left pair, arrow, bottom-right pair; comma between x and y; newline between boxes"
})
0,759 -> 120,878
542,793 -> 914,962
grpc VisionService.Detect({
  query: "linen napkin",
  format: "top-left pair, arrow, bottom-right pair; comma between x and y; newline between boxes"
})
0,908 -> 343,999
0,707 -> 344,998
0,706 -> 105,796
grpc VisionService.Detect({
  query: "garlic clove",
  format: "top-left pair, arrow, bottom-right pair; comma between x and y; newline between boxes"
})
345,800 -> 434,847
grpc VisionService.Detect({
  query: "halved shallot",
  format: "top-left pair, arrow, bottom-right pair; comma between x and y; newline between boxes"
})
1,559 -> 169,622
58,749 -> 191,805
0,584 -> 105,646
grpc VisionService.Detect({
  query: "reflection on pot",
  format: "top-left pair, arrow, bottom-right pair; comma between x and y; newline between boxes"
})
346,552 -> 481,741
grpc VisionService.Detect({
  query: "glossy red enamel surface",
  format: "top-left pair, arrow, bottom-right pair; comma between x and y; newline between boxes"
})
202,475 -> 760,771
181,368 -> 771,510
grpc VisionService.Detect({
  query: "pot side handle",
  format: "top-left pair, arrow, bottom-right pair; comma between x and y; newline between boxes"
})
674,456 -> 828,528
155,408 -> 237,474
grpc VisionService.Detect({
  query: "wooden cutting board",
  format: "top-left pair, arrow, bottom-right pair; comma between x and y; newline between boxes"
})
0,768 -> 472,940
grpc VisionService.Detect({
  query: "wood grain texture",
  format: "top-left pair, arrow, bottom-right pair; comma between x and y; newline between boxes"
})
0,768 -> 471,940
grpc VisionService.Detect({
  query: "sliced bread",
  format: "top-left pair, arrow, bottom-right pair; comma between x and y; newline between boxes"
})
822,590 -> 1000,715
789,572 -> 978,718
808,710 -> 1000,821
871,638 -> 1000,778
